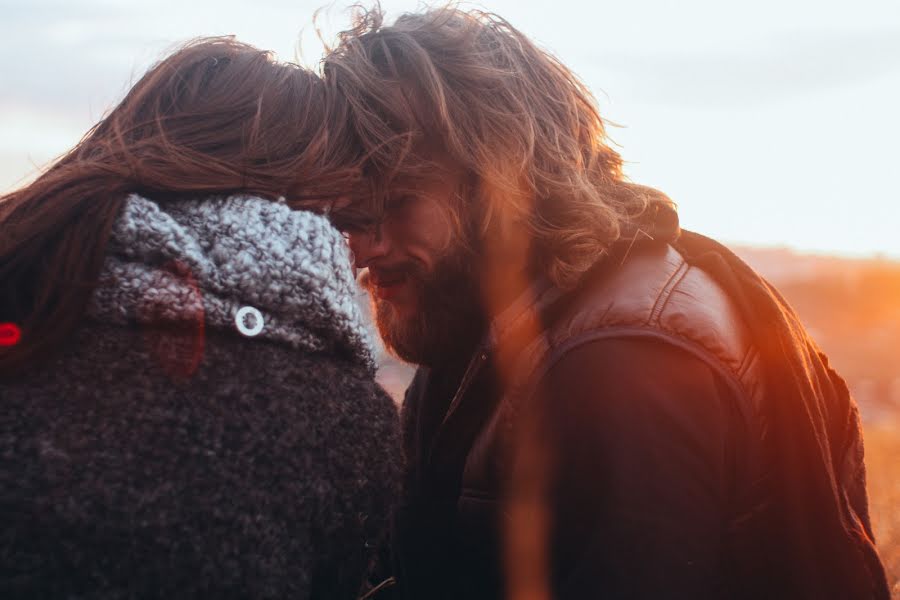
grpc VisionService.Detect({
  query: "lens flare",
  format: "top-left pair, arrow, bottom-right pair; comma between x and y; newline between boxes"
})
0,323 -> 22,347
139,260 -> 205,380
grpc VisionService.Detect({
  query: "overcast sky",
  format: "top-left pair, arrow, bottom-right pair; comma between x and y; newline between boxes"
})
2,0 -> 898,258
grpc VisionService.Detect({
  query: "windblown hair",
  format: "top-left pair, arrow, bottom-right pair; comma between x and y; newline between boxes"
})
0,37 -> 363,376
324,5 -> 665,289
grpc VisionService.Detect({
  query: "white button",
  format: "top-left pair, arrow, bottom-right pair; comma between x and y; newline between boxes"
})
235,306 -> 265,337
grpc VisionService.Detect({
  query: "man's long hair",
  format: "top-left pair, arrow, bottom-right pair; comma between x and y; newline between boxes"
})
324,6 -> 661,290
0,37 -> 363,376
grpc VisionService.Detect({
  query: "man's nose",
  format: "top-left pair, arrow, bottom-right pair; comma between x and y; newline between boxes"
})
347,226 -> 391,268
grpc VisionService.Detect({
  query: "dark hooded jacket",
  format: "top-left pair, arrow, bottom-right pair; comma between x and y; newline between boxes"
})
0,195 -> 402,599
390,199 -> 889,599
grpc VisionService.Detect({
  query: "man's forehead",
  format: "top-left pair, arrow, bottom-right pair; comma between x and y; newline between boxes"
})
389,169 -> 460,195
385,149 -> 466,192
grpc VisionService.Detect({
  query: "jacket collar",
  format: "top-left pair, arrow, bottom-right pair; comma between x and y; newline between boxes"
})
87,193 -> 376,371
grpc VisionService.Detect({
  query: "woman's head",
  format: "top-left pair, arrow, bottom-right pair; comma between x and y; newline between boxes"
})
32,36 -> 361,204
0,37 -> 363,375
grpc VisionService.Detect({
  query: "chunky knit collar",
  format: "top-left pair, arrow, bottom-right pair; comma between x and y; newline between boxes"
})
87,193 -> 375,370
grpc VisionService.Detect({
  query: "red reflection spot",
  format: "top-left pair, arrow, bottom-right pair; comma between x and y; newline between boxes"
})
140,260 -> 205,381
0,323 -> 22,347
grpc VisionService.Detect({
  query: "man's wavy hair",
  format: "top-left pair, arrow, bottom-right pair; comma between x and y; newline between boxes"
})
324,5 -> 665,289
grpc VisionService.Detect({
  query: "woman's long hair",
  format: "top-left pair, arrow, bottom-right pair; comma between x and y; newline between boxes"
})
0,37 -> 363,376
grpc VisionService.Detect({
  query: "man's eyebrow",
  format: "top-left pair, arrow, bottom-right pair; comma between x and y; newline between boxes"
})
387,181 -> 427,196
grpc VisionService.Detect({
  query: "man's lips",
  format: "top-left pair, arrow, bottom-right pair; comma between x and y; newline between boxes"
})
366,269 -> 410,301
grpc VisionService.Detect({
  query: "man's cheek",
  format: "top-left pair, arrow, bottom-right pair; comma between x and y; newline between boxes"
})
384,294 -> 418,321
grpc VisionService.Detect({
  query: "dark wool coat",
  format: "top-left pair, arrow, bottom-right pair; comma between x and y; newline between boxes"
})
0,195 -> 402,599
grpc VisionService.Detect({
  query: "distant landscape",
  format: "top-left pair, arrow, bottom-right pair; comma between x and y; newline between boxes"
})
373,244 -> 900,594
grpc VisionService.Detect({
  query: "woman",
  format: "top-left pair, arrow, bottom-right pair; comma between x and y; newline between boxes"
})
0,38 -> 400,598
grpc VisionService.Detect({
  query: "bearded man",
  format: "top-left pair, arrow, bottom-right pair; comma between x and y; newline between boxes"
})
325,7 -> 890,600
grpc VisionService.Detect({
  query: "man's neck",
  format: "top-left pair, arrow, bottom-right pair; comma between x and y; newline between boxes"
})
479,251 -> 535,321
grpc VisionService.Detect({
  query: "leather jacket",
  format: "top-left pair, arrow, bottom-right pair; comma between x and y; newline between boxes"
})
392,241 -> 777,598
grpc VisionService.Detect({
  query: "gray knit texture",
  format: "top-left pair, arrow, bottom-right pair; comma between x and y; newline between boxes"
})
87,193 -> 375,370
0,194 -> 401,599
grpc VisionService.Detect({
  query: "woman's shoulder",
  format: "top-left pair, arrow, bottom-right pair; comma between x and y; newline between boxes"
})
4,320 -> 397,445
2,318 -> 401,518
0,320 -> 401,599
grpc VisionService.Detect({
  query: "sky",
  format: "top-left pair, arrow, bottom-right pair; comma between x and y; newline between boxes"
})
1,0 -> 899,258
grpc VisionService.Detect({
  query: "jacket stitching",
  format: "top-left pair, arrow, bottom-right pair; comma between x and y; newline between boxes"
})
516,326 -> 751,415
737,346 -> 758,379
646,259 -> 690,326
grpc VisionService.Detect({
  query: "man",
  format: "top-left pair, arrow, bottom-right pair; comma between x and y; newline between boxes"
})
325,7 -> 890,599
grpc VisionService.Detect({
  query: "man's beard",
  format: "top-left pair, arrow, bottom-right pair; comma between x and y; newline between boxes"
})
360,245 -> 487,367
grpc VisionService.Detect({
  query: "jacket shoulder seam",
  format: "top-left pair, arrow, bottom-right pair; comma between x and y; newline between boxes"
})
645,257 -> 689,326
516,326 -> 750,415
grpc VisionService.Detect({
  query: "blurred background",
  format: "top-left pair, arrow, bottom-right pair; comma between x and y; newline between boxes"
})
2,0 -> 898,592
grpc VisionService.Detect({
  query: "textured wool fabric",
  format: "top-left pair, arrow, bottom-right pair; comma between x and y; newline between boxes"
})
0,195 -> 401,599
88,193 -> 376,369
